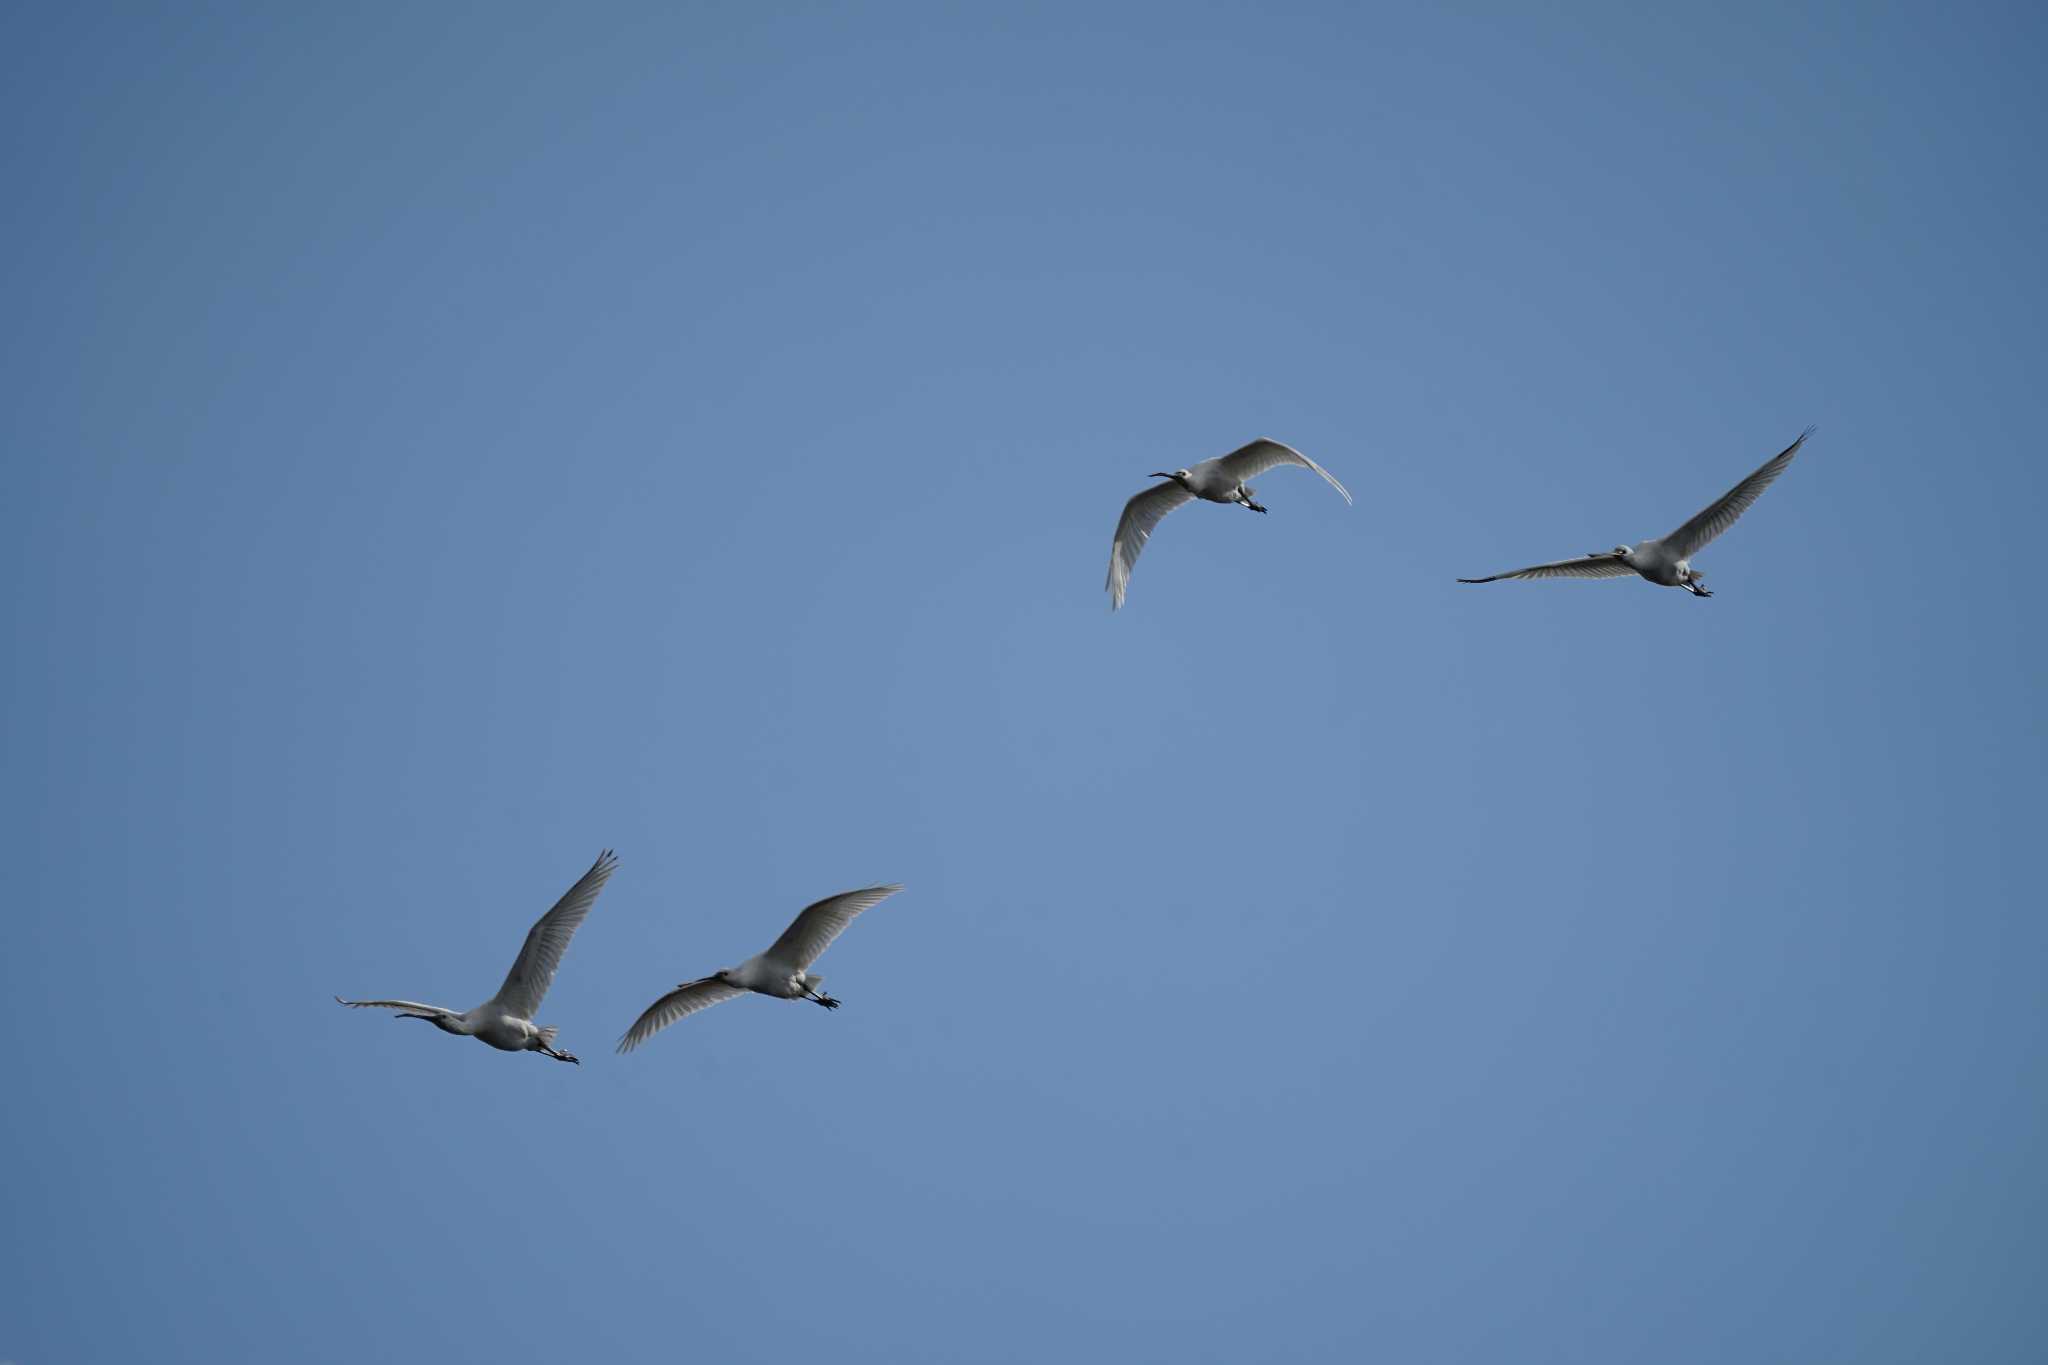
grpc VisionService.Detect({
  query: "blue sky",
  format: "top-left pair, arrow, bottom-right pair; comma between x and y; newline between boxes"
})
5,3 -> 2044,1361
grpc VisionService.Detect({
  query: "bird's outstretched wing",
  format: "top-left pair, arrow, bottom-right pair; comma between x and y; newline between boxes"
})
1106,481 -> 1194,610
616,978 -> 749,1052
1661,428 -> 1813,559
487,849 -> 619,1019
764,885 -> 903,971
335,996 -> 457,1018
1208,438 -> 1353,504
1458,555 -> 1637,584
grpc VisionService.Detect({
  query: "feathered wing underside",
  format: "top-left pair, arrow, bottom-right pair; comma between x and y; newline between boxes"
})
1661,428 -> 1813,558
764,885 -> 904,971
1106,481 -> 1194,610
488,849 -> 619,1019
335,996 -> 457,1017
1209,438 -> 1353,504
616,978 -> 749,1052
1458,555 -> 1637,584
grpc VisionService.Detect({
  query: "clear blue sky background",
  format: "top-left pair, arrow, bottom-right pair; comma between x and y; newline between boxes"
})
5,3 -> 2044,1361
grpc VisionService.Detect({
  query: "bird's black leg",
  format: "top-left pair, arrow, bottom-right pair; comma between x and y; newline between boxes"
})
808,990 -> 841,1009
1242,497 -> 1268,514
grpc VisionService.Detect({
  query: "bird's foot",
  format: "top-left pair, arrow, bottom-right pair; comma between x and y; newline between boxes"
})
549,1048 -> 580,1064
814,993 -> 841,1010
1243,500 -> 1268,514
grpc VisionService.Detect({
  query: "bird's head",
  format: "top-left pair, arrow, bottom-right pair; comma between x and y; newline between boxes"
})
1150,468 -> 1192,485
713,969 -> 734,984
1601,545 -> 1632,559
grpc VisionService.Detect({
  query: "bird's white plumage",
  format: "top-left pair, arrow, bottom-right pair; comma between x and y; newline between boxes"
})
616,978 -> 749,1052
765,884 -> 904,969
1661,428 -> 1812,558
487,849 -> 618,1019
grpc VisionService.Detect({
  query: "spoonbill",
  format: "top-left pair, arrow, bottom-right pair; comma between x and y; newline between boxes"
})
617,884 -> 902,1053
1106,438 -> 1351,610
1458,428 -> 1813,597
336,849 -> 618,1065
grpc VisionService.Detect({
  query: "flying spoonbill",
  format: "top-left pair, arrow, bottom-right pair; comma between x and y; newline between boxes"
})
1106,438 -> 1351,610
617,884 -> 903,1052
336,849 -> 617,1064
1458,428 -> 1813,597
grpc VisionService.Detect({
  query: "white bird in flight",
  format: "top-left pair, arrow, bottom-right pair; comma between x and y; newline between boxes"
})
617,884 -> 903,1053
1106,438 -> 1352,610
336,849 -> 618,1065
1458,428 -> 1813,597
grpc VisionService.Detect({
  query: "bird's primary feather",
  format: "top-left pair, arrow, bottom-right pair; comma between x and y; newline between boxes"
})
763,885 -> 904,970
334,996 -> 457,1017
1660,427 -> 1813,559
616,978 -> 749,1052
486,849 -> 618,1019
1458,555 -> 1637,584
1106,481 -> 1194,610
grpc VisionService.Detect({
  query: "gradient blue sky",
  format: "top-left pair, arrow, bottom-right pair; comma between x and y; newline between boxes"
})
5,3 -> 2044,1361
